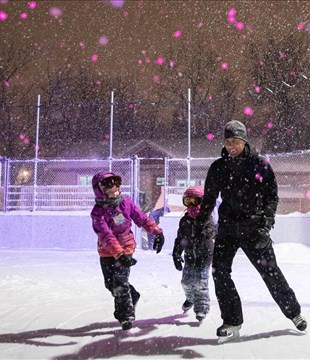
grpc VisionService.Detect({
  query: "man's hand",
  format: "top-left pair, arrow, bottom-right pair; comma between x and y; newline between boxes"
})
254,227 -> 272,249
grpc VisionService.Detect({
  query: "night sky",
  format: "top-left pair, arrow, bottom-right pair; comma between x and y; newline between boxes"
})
1,0 -> 309,98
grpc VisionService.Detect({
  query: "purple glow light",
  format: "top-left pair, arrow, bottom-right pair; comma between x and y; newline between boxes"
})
20,12 -> 28,19
235,22 -> 244,30
156,57 -> 164,65
228,8 -> 236,17
206,133 -> 214,140
244,106 -> 254,115
0,11 -> 8,21
173,30 -> 182,38
221,62 -> 228,70
28,1 -> 37,9
110,0 -> 125,8
91,54 -> 98,62
297,22 -> 305,30
49,7 -> 63,19
267,122 -> 273,129
99,35 -> 109,46
254,86 -> 261,93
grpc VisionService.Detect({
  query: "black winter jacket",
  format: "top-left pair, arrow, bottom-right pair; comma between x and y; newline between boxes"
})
173,212 -> 215,267
200,143 -> 279,229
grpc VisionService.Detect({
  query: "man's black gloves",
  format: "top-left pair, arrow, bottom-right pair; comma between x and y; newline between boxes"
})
255,227 -> 272,249
118,254 -> 137,267
254,216 -> 274,250
173,256 -> 184,271
153,233 -> 165,253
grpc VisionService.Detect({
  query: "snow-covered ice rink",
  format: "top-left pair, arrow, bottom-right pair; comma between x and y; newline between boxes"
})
0,244 -> 309,360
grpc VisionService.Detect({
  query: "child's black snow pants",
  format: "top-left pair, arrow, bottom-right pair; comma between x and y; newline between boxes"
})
100,256 -> 140,323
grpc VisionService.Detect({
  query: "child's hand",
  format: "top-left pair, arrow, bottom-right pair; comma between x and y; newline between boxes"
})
153,233 -> 165,253
117,254 -> 137,267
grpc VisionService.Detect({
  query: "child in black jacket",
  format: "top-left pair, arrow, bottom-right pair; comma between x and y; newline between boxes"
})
172,186 -> 215,323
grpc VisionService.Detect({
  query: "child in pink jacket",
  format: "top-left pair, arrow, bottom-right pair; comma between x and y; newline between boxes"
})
91,171 -> 165,330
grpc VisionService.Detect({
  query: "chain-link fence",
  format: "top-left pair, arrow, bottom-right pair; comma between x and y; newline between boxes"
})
164,151 -> 310,214
0,158 -> 133,211
1,151 -> 310,214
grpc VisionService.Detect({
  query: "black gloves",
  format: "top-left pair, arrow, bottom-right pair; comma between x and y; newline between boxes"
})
254,216 -> 274,250
255,227 -> 272,249
250,215 -> 274,250
153,233 -> 165,253
118,254 -> 137,267
173,256 -> 184,271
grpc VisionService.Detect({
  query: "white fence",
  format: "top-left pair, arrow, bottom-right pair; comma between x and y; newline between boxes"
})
1,150 -> 310,214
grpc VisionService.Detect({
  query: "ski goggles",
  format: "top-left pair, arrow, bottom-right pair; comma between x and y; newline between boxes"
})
182,196 -> 202,207
98,176 -> 122,189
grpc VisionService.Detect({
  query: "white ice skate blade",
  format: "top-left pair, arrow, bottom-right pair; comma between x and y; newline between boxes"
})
218,330 -> 240,344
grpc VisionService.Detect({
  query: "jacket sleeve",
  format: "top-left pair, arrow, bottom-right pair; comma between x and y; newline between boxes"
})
172,217 -> 186,258
262,160 -> 279,224
91,209 -> 124,259
199,217 -> 215,256
129,202 -> 163,235
199,163 -> 219,221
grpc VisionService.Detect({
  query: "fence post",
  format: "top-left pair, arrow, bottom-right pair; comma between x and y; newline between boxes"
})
109,90 -> 114,164
164,157 -> 168,212
33,94 -> 41,211
3,157 -> 9,212
133,156 -> 142,248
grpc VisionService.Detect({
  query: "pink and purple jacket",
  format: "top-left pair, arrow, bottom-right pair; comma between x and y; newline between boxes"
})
91,196 -> 163,259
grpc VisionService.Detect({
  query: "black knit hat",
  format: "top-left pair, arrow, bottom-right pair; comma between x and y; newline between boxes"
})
224,120 -> 248,142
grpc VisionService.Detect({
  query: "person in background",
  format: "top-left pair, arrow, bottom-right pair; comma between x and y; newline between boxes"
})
147,206 -> 170,249
197,120 -> 307,341
172,186 -> 215,324
91,172 -> 165,331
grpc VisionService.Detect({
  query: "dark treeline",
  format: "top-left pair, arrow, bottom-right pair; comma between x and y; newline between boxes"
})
0,32 -> 309,158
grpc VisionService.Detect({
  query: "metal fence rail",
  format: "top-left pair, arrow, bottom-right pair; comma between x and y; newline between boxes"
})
1,151 -> 310,214
0,158 -> 134,212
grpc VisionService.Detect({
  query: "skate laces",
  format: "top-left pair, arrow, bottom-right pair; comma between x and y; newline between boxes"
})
292,314 -> 307,331
292,315 -> 304,325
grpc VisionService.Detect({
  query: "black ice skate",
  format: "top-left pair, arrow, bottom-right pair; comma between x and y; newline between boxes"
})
196,313 -> 206,325
121,320 -> 133,331
132,292 -> 140,309
292,314 -> 307,331
217,323 -> 241,343
182,300 -> 193,313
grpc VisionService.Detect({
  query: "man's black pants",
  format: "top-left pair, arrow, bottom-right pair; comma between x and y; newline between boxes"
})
212,224 -> 301,326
